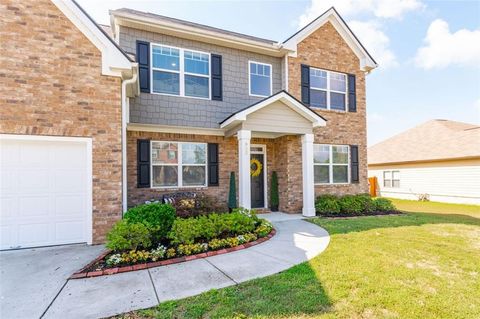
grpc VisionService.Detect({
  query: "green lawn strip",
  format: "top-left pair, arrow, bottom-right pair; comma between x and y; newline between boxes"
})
389,198 -> 480,217
116,213 -> 480,319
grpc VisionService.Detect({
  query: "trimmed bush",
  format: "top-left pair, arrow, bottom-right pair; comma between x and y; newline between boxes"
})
106,220 -> 151,251
124,203 -> 176,242
338,195 -> 364,214
315,194 -> 341,215
356,193 -> 375,213
168,211 -> 258,245
373,197 -> 396,211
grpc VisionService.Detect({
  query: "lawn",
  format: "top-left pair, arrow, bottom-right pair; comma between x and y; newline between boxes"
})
389,198 -> 480,217
116,206 -> 480,319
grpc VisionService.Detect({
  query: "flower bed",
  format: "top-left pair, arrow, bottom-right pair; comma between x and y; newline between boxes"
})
72,204 -> 274,278
315,194 -> 401,217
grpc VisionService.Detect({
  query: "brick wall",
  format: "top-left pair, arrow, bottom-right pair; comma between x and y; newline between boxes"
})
127,131 -> 300,212
288,21 -> 369,197
0,0 -> 123,243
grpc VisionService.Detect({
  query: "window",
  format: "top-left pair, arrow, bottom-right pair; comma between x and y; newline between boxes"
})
310,68 -> 347,111
383,171 -> 400,188
151,141 -> 207,188
314,145 -> 349,184
151,44 -> 210,99
249,61 -> 272,97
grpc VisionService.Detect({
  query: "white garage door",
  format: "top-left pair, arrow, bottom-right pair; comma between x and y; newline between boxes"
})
0,135 -> 92,250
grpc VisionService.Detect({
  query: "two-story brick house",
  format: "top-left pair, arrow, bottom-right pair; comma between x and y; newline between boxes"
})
1,0 -> 376,249
110,7 -> 377,215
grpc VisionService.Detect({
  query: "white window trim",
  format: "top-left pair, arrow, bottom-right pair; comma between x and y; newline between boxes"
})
150,43 -> 211,100
314,144 -> 350,185
248,60 -> 273,98
150,140 -> 208,189
383,170 -> 400,188
310,67 -> 347,111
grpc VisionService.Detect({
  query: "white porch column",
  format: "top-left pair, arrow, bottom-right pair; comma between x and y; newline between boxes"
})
302,133 -> 315,217
237,130 -> 251,210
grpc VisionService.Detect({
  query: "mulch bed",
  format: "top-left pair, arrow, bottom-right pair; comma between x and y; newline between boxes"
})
318,211 -> 403,218
70,229 -> 276,279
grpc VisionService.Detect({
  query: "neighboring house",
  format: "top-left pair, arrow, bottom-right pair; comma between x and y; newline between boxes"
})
1,0 -> 377,250
368,120 -> 480,205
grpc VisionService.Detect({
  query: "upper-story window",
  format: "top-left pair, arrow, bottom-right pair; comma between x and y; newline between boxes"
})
151,44 -> 210,99
249,61 -> 272,97
310,68 -> 347,111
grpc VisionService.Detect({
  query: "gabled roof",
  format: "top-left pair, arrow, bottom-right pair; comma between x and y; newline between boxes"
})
368,120 -> 480,165
220,90 -> 327,129
51,0 -> 134,77
283,7 -> 377,71
110,6 -> 377,69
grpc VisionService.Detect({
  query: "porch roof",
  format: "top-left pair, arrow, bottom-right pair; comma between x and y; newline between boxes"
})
219,91 -> 327,136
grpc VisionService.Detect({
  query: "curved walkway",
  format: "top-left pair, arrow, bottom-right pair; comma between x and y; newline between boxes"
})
2,213 -> 330,319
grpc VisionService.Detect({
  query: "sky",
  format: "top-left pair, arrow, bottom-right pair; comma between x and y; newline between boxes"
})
77,0 -> 480,146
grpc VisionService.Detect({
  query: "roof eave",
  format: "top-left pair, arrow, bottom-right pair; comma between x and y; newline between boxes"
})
111,10 -> 291,57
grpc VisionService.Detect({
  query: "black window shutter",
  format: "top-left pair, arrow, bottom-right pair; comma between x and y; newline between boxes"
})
208,143 -> 219,186
136,41 -> 150,93
211,54 -> 222,101
137,139 -> 150,188
301,64 -> 310,105
348,74 -> 356,112
350,145 -> 359,183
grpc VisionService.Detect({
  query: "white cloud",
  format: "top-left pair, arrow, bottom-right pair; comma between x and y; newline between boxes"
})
298,0 -> 424,27
415,19 -> 480,69
349,20 -> 398,69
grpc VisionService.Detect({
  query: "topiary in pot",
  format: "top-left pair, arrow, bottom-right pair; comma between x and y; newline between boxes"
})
270,171 -> 279,211
228,172 -> 237,212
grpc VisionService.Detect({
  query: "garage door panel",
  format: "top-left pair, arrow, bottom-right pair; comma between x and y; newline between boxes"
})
54,170 -> 86,193
0,136 -> 91,250
55,195 -> 85,217
55,221 -> 86,242
18,223 -> 50,246
18,168 -> 50,191
18,195 -> 50,218
52,143 -> 87,169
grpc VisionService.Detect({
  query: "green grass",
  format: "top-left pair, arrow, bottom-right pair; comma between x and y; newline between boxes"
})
116,208 -> 480,319
389,198 -> 480,217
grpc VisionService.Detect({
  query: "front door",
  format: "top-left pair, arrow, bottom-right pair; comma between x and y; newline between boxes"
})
250,146 -> 265,208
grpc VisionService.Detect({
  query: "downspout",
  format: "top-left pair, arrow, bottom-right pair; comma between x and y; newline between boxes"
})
121,66 -> 138,214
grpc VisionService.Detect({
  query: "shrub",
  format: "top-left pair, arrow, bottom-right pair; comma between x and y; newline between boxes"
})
121,250 -> 150,263
208,238 -> 228,250
168,211 -> 257,245
243,233 -> 258,242
315,194 -> 341,215
106,220 -> 151,251
228,172 -> 237,211
356,193 -> 375,213
373,197 -> 396,211
338,195 -> 364,214
123,203 -> 176,242
270,171 -> 279,210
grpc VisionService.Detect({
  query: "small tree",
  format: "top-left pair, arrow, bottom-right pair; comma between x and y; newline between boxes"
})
228,172 -> 237,212
270,171 -> 279,211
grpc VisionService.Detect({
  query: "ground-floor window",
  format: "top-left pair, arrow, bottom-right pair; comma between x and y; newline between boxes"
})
383,170 -> 400,188
314,144 -> 349,184
151,141 -> 207,188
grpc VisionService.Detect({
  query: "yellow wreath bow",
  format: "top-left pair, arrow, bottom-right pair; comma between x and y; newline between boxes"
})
250,158 -> 262,177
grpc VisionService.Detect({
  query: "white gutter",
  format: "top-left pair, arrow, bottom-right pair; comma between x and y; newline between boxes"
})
121,67 -> 138,213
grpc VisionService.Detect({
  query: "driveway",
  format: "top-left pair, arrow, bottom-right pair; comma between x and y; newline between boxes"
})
1,213 -> 330,319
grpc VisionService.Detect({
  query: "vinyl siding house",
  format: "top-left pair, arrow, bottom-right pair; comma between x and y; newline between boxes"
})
368,120 -> 480,205
1,0 -> 377,250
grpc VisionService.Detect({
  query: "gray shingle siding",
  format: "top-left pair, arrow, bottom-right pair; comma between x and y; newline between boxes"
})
119,26 -> 283,128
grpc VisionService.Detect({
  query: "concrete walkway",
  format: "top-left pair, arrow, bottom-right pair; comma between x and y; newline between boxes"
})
1,213 -> 330,319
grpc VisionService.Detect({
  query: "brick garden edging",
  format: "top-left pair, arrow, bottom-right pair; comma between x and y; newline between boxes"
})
70,229 -> 276,279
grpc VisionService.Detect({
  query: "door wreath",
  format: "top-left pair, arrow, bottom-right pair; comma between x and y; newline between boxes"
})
250,158 -> 263,177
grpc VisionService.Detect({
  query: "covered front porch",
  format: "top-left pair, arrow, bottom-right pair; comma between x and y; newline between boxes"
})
220,91 -> 326,216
